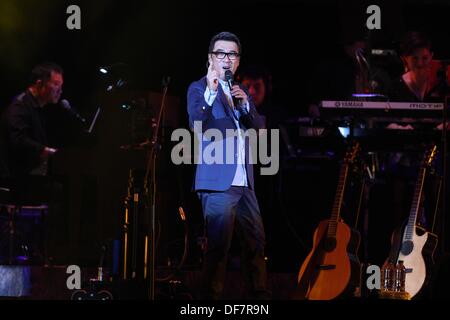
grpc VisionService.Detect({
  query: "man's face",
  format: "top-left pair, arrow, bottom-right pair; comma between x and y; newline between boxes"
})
37,71 -> 63,104
242,77 -> 266,107
403,47 -> 433,75
208,40 -> 240,80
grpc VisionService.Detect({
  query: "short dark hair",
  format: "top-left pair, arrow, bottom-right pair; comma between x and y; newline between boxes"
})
208,31 -> 242,54
399,31 -> 432,56
29,62 -> 63,86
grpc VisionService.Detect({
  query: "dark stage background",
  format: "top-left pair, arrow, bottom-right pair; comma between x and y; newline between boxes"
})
1,0 -> 450,276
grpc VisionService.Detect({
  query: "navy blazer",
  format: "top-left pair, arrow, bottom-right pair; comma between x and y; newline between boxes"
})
187,76 -> 265,192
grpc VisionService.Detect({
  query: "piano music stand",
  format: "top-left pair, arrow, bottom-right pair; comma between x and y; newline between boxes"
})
86,107 -> 101,134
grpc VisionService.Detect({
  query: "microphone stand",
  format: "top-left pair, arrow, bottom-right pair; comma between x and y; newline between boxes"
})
143,76 -> 171,300
439,61 -> 449,255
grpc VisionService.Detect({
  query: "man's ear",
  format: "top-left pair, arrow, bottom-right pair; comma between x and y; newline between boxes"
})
400,56 -> 409,72
207,54 -> 212,67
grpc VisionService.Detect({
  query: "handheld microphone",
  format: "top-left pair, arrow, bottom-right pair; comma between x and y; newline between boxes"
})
224,70 -> 234,88
224,70 -> 241,107
60,99 -> 86,123
224,70 -> 254,126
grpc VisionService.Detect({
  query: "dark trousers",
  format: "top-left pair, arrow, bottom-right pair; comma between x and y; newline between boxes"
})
198,186 -> 267,299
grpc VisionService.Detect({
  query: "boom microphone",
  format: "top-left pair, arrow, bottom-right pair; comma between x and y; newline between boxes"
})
60,99 -> 86,123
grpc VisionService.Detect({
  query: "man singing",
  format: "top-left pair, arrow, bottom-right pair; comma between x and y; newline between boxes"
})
187,31 -> 269,299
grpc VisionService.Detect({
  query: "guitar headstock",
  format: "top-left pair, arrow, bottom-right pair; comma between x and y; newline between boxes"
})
344,142 -> 360,164
423,144 -> 438,167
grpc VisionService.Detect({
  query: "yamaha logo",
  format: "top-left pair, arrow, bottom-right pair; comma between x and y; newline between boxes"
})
333,101 -> 364,108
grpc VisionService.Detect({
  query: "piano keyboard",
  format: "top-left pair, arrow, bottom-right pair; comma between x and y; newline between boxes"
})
321,100 -> 444,110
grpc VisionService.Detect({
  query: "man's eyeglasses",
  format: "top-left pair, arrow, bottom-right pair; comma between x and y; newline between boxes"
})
210,51 -> 240,60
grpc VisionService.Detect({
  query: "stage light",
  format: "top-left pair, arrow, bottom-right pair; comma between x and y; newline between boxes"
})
99,62 -> 128,75
352,93 -> 388,99
352,93 -> 378,98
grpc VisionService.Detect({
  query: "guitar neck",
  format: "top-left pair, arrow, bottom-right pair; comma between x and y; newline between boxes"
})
405,167 -> 427,240
328,163 -> 349,238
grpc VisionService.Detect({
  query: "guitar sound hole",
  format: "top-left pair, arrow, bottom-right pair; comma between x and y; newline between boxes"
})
401,241 -> 414,255
323,237 -> 336,252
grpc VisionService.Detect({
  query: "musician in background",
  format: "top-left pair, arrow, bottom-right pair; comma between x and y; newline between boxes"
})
237,65 -> 288,129
2,62 -> 62,178
386,31 -> 442,180
1,62 -> 65,264
389,31 -> 441,102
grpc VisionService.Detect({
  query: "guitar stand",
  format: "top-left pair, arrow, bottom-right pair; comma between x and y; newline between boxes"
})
355,156 -> 377,298
430,172 -> 443,235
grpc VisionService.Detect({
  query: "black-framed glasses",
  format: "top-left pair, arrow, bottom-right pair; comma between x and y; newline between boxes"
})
210,51 -> 240,60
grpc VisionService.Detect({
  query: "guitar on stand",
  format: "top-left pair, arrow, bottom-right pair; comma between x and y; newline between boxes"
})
296,142 -> 361,300
385,144 -> 439,298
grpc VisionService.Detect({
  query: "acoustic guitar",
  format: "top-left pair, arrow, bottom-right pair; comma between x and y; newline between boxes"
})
386,144 -> 438,298
296,142 -> 361,300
